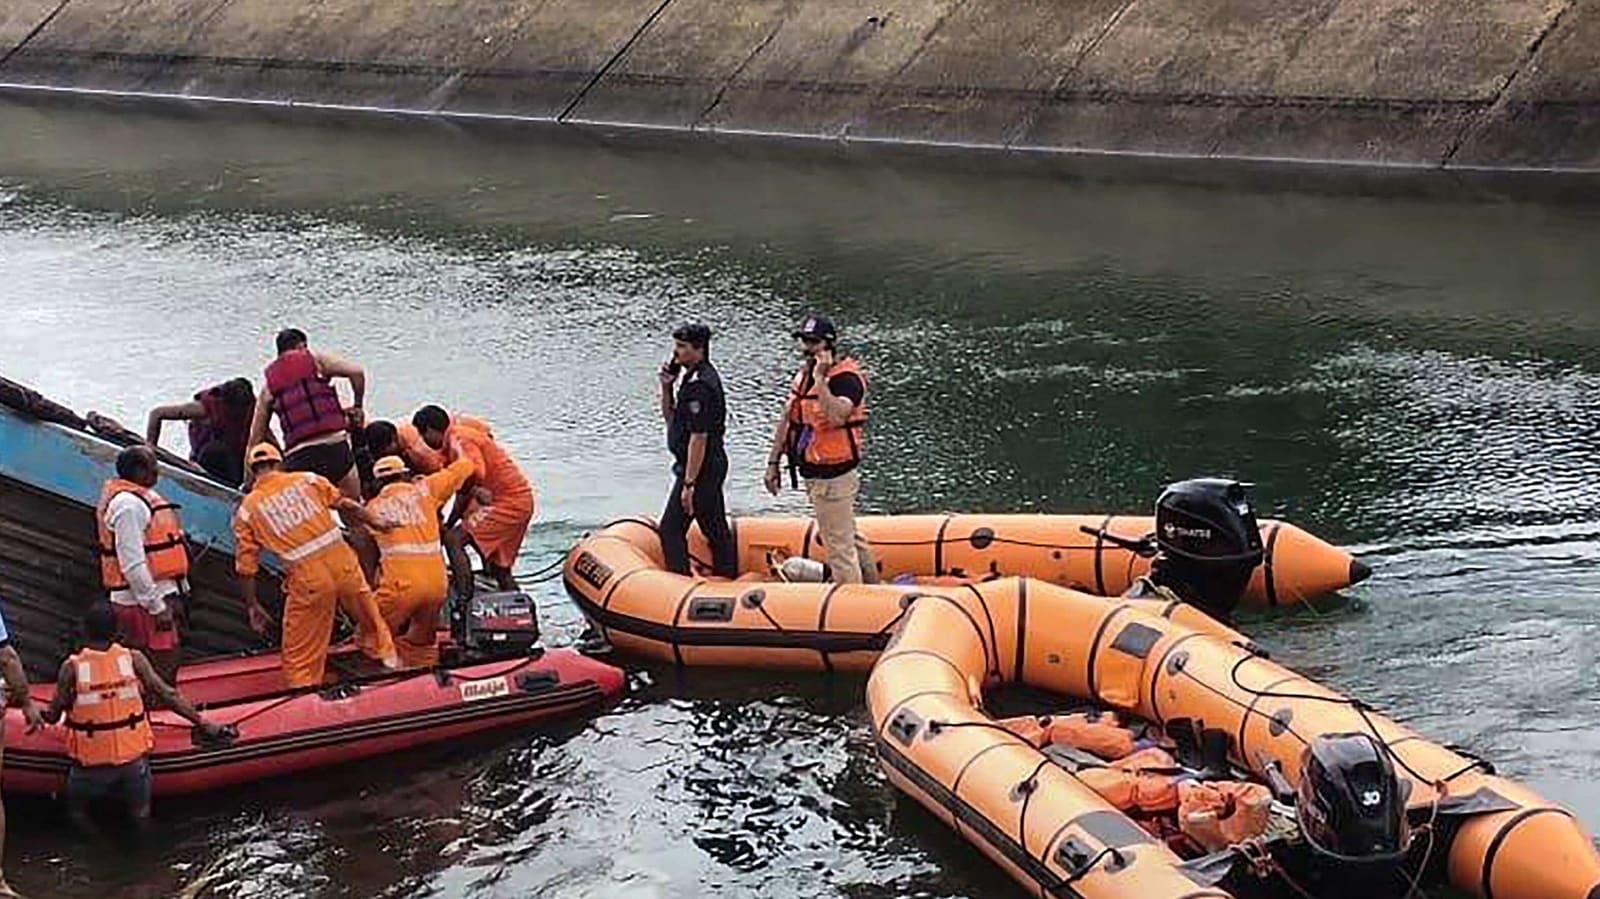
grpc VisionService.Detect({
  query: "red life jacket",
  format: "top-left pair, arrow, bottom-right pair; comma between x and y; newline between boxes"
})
265,349 -> 346,450
186,383 -> 253,459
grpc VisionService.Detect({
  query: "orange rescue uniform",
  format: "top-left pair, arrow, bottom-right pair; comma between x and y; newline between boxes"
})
396,415 -> 491,475
367,458 -> 475,667
234,470 -> 398,687
446,424 -> 536,569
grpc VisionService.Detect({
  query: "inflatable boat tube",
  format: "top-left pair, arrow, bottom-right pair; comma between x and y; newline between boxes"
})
565,520 -> 1597,899
685,513 -> 1368,609
865,589 -> 1600,899
2,644 -> 625,797
565,519 -> 1248,671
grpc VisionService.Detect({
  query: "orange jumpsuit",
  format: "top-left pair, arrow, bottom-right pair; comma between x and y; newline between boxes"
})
397,415 -> 492,475
367,458 -> 474,667
234,470 -> 399,687
446,423 -> 537,569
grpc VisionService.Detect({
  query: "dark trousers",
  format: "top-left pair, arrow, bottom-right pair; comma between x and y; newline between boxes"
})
661,449 -> 737,578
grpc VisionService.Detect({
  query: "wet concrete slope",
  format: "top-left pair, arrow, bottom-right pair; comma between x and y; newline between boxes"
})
0,0 -> 1596,171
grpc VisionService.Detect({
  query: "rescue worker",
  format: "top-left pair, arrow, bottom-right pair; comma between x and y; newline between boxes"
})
762,315 -> 879,584
245,328 -> 366,498
365,415 -> 491,595
366,455 -> 478,666
0,596 -> 45,897
234,443 -> 400,687
145,377 -> 256,485
657,324 -> 737,578
412,407 -> 537,594
97,446 -> 189,686
40,603 -> 226,836
364,413 -> 493,477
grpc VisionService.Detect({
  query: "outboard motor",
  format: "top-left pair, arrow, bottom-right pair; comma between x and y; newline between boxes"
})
1297,733 -> 1413,873
1149,478 -> 1264,621
449,590 -> 542,660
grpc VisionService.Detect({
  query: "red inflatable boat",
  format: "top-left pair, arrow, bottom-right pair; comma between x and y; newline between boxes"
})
2,644 -> 625,797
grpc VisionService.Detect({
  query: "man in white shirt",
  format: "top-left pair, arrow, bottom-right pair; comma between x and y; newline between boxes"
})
98,446 -> 191,685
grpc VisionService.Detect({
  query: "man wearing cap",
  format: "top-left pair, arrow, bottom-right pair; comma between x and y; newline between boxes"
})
763,315 -> 880,584
658,323 -> 737,578
234,443 -> 400,686
365,453 -> 478,666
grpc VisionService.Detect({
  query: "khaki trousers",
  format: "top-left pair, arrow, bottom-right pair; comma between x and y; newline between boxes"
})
804,469 -> 880,585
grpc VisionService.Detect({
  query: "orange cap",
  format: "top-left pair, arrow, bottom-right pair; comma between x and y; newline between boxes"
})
247,443 -> 283,466
372,455 -> 409,480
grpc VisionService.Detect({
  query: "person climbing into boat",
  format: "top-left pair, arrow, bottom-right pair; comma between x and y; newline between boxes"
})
0,598 -> 45,898
97,446 -> 190,687
246,328 -> 366,497
248,328 -> 384,583
234,443 -> 401,687
659,323 -> 737,578
763,314 -> 879,584
412,406 -> 536,594
144,377 -> 256,485
1120,478 -> 1264,622
365,454 -> 480,667
40,602 -> 227,837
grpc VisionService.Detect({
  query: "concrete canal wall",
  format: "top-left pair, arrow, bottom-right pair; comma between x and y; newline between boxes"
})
1,0 -> 1598,172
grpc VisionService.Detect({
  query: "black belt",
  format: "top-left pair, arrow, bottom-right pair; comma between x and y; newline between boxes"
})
66,712 -> 146,734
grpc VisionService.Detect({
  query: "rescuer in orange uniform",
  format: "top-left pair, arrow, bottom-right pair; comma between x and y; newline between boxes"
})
97,446 -> 190,685
234,443 -> 400,687
363,415 -> 494,598
42,602 -> 225,834
365,454 -> 476,667
412,406 -> 537,594
364,414 -> 493,477
763,315 -> 879,584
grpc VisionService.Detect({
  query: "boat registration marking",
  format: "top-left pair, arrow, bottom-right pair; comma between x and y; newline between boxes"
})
459,678 -> 511,703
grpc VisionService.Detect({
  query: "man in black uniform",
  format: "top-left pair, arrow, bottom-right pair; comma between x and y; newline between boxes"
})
659,323 -> 738,577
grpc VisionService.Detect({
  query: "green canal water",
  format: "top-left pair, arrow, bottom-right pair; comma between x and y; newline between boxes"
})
2,100 -> 1599,898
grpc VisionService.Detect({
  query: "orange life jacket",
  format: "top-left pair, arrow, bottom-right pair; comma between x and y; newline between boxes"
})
96,479 -> 190,591
64,644 -> 154,767
786,357 -> 867,468
1178,780 -> 1273,851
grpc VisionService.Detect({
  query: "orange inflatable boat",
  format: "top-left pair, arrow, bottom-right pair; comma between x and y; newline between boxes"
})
668,512 -> 1367,611
564,519 -> 1600,899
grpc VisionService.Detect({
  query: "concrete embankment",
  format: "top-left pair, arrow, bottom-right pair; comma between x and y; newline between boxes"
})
1,0 -> 1598,172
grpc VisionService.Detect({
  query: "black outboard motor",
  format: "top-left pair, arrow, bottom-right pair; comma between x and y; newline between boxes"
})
1298,732 -> 1413,860
448,590 -> 542,660
1148,478 -> 1264,621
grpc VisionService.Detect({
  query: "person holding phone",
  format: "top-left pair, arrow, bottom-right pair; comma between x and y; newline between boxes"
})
659,323 -> 737,577
763,314 -> 879,584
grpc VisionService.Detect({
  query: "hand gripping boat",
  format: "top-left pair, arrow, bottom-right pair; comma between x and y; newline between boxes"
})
564,504 -> 1599,898
3,594 -> 625,797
